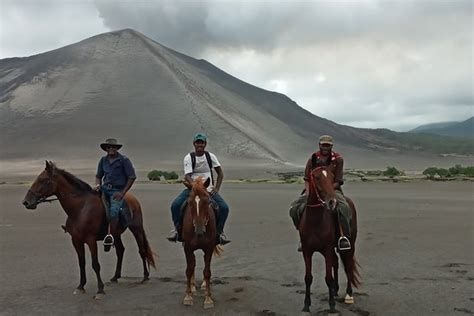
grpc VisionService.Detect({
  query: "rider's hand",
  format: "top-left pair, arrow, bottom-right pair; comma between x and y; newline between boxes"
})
210,188 -> 218,197
112,192 -> 124,201
93,184 -> 101,191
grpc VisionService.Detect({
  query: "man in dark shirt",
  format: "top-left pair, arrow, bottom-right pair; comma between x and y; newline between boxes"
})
290,135 -> 352,251
95,138 -> 136,252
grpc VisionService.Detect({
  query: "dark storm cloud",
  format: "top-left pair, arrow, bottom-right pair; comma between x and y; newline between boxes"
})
94,0 -> 472,56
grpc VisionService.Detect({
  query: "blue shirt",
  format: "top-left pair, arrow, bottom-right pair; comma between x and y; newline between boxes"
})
96,153 -> 136,188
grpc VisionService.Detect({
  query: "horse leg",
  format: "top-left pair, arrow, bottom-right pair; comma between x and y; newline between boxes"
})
86,239 -> 105,299
302,250 -> 313,313
72,239 -> 86,295
110,234 -> 125,282
203,249 -> 214,309
324,251 -> 337,313
191,271 -> 197,294
342,251 -> 355,304
183,249 -> 196,306
130,226 -> 149,283
333,254 -> 340,297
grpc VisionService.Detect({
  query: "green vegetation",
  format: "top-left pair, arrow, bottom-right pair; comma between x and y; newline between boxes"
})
147,170 -> 179,181
276,172 -> 305,184
382,166 -> 404,177
422,164 -> 474,179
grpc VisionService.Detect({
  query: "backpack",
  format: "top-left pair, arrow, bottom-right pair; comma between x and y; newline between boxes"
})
190,151 -> 214,185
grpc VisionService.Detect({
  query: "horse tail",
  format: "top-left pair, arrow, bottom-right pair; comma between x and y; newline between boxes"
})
142,229 -> 156,269
342,196 -> 360,287
341,251 -> 361,288
213,245 -> 223,257
126,194 -> 156,269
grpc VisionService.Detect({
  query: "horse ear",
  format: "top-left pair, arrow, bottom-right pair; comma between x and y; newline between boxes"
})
45,160 -> 53,175
204,177 -> 211,188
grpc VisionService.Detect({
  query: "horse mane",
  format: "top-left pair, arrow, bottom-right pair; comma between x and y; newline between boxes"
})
52,163 -> 94,194
191,177 -> 209,199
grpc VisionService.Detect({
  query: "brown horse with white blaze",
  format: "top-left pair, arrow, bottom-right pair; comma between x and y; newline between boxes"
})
182,177 -> 222,309
22,161 -> 155,299
299,165 -> 360,314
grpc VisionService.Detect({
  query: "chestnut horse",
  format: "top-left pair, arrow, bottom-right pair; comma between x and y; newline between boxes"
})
22,161 -> 155,299
182,177 -> 222,309
299,165 -> 360,314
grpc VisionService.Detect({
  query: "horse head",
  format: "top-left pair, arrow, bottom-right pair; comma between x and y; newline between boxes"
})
309,166 -> 337,211
188,177 -> 211,236
22,161 -> 58,209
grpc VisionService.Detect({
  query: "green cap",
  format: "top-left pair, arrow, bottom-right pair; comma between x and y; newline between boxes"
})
319,135 -> 333,145
193,133 -> 207,142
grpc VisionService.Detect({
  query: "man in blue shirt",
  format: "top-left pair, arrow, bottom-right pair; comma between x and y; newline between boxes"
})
95,138 -> 136,252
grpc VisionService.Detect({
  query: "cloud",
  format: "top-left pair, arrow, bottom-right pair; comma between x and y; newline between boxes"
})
1,0 -> 108,58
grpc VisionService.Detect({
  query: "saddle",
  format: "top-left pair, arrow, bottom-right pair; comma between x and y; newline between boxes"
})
101,192 -> 133,228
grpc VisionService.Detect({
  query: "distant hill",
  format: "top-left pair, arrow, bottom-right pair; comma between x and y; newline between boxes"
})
370,128 -> 474,155
410,117 -> 474,138
1,29 -> 473,172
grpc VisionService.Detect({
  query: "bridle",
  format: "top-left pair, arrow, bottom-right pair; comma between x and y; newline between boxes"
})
27,178 -> 58,205
191,195 -> 210,233
306,167 -> 327,208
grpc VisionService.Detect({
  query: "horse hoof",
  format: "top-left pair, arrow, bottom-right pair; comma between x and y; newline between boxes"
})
73,288 -> 85,295
110,277 -> 119,283
328,309 -> 339,316
94,293 -> 105,300
204,296 -> 214,309
344,294 -> 354,304
141,277 -> 149,284
201,280 -> 207,290
183,295 -> 193,306
191,285 -> 197,294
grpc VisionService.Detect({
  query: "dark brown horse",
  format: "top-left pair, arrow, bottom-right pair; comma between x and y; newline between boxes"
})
22,161 -> 155,299
182,177 -> 222,309
299,165 -> 360,314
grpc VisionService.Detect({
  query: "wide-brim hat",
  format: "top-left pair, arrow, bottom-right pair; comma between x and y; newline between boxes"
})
100,138 -> 123,151
319,135 -> 333,145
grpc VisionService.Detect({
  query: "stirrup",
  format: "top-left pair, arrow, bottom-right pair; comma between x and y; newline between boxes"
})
103,234 -> 114,246
338,236 -> 351,251
218,233 -> 231,245
166,230 -> 179,243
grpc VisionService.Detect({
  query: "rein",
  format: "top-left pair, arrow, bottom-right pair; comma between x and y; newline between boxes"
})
307,167 -> 326,208
27,189 -> 59,204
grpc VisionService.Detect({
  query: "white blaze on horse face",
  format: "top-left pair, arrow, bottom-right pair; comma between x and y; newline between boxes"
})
195,196 -> 200,216
322,170 -> 327,177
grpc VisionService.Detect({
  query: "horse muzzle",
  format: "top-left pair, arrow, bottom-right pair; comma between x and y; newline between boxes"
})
194,225 -> 206,236
22,199 -> 38,210
327,198 -> 337,211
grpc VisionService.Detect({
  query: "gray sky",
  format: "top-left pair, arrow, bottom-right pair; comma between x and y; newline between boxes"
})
1,0 -> 472,131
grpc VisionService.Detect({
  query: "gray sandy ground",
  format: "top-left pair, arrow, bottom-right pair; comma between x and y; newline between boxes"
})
1,182 -> 473,315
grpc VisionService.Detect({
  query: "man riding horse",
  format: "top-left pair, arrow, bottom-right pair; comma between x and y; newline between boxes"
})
290,135 -> 352,251
95,138 -> 137,251
167,133 -> 231,245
